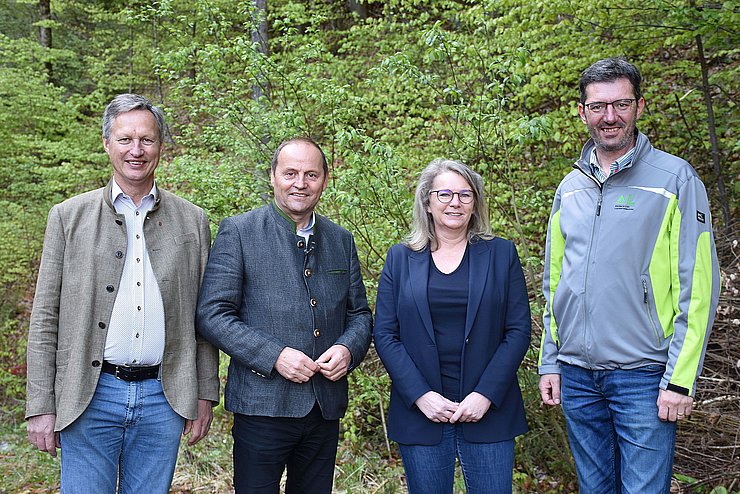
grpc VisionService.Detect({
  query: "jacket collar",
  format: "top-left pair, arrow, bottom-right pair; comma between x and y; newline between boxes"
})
270,201 -> 319,236
574,130 -> 649,175
103,177 -> 162,214
408,239 -> 490,343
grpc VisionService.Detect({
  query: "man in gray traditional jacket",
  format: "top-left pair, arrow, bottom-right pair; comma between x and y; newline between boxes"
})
196,136 -> 372,494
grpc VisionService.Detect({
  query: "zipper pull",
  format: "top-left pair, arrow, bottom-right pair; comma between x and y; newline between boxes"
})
642,279 -> 648,303
596,195 -> 603,216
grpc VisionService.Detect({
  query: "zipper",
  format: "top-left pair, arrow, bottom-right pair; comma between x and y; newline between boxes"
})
573,161 -> 604,365
642,278 -> 662,345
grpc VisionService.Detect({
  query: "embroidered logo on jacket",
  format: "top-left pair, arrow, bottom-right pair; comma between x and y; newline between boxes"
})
615,194 -> 635,211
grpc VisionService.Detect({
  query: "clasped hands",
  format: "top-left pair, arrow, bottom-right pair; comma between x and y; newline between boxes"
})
415,390 -> 491,424
275,345 -> 351,383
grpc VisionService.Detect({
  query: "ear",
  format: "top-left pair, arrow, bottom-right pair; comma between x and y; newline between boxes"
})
102,134 -> 110,153
635,97 -> 645,119
269,169 -> 276,189
578,103 -> 588,125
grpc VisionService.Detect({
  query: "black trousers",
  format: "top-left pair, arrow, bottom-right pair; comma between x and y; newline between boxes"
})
232,403 -> 340,494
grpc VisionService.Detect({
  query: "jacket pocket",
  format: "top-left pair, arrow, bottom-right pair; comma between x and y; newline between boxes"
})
641,277 -> 662,345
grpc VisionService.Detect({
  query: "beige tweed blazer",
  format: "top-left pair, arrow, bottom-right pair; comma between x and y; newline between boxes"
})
26,179 -> 219,431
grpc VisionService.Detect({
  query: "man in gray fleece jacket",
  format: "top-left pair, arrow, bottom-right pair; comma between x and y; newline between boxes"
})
538,58 -> 720,493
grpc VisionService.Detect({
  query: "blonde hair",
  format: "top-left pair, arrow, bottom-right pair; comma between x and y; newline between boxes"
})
404,159 -> 493,251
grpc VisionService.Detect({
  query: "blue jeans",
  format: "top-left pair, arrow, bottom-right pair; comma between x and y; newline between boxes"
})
59,372 -> 185,494
399,424 -> 514,494
560,363 -> 676,494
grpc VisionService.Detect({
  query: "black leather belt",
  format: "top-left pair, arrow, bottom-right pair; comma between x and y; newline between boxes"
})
102,361 -> 160,381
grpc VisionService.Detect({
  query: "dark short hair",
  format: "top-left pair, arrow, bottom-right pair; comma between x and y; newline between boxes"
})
270,137 -> 328,175
102,94 -> 165,141
579,58 -> 642,103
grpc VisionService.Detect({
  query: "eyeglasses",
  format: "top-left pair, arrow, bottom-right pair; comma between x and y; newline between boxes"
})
583,99 -> 636,114
430,189 -> 474,204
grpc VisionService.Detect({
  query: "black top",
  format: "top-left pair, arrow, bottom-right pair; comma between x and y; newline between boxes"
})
428,247 -> 469,402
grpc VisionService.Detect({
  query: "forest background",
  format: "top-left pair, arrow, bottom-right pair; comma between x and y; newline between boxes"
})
0,0 -> 737,493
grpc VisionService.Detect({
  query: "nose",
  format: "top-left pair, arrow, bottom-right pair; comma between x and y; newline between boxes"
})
129,140 -> 145,157
294,174 -> 307,188
603,104 -> 618,122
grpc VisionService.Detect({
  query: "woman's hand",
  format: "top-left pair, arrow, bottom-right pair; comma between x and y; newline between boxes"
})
415,391 -> 459,422
449,392 -> 491,423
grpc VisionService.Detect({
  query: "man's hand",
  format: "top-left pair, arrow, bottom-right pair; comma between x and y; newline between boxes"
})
415,391 -> 459,423
28,414 -> 59,457
539,374 -> 561,406
449,392 -> 491,423
183,399 -> 214,446
275,347 -> 320,383
315,345 -> 352,381
657,389 -> 693,422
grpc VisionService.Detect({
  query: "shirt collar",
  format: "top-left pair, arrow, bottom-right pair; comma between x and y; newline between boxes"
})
111,178 -> 157,205
589,146 -> 636,183
297,213 -> 316,240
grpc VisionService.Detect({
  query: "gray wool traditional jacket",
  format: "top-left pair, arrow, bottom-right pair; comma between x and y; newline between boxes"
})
26,179 -> 220,431
196,203 -> 372,420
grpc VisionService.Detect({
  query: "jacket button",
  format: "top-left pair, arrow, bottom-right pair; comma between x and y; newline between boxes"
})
115,251 -> 123,259
310,298 -> 317,307
304,268 -> 312,278
106,285 -> 115,293
98,322 -> 106,329
313,328 -> 321,337
91,360 -> 101,367
297,240 -> 305,249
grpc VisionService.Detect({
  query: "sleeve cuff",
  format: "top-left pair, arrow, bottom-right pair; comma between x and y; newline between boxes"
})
666,383 -> 691,396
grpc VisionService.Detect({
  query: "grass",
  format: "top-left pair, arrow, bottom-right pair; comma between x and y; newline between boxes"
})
0,406 -> 546,494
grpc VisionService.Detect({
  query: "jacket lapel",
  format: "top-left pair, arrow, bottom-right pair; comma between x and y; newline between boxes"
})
408,248 -> 436,343
465,241 -> 489,338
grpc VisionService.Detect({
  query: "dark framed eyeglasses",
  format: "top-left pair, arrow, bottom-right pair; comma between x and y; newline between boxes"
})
430,189 -> 474,204
583,98 -> 636,114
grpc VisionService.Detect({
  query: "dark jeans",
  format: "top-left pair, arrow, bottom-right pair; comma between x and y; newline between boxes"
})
232,403 -> 340,494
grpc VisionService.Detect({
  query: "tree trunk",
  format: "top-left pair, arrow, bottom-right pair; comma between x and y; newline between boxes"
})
252,0 -> 270,102
694,32 -> 730,233
38,0 -> 53,80
348,0 -> 367,19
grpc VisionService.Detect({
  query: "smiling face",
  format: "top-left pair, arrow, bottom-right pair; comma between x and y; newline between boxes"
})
426,171 -> 474,236
578,77 -> 644,164
270,141 -> 328,229
103,109 -> 162,197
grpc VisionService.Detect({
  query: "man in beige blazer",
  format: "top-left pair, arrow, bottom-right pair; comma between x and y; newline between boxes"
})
25,93 -> 219,493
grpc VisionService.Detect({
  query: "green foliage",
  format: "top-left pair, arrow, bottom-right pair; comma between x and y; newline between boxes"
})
1,0 -> 737,490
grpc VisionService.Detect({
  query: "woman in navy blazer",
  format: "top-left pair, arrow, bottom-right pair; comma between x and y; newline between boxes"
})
374,159 -> 531,493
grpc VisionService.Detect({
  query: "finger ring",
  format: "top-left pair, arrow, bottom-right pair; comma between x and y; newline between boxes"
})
677,413 -> 684,416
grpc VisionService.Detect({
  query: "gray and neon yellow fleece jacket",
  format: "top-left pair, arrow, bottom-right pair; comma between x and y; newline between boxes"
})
538,131 -> 720,396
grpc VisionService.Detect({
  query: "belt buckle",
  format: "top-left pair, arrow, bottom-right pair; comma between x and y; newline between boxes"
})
114,365 -> 128,381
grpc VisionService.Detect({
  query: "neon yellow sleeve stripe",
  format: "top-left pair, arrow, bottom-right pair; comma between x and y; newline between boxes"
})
671,231 -> 714,394
650,196 -> 677,336
547,209 -> 564,345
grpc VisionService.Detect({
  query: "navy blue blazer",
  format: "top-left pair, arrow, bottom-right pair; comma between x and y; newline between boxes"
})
373,237 -> 531,445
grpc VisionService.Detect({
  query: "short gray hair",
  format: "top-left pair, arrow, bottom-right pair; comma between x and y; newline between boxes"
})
579,58 -> 642,104
405,158 -> 493,252
102,94 -> 165,140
